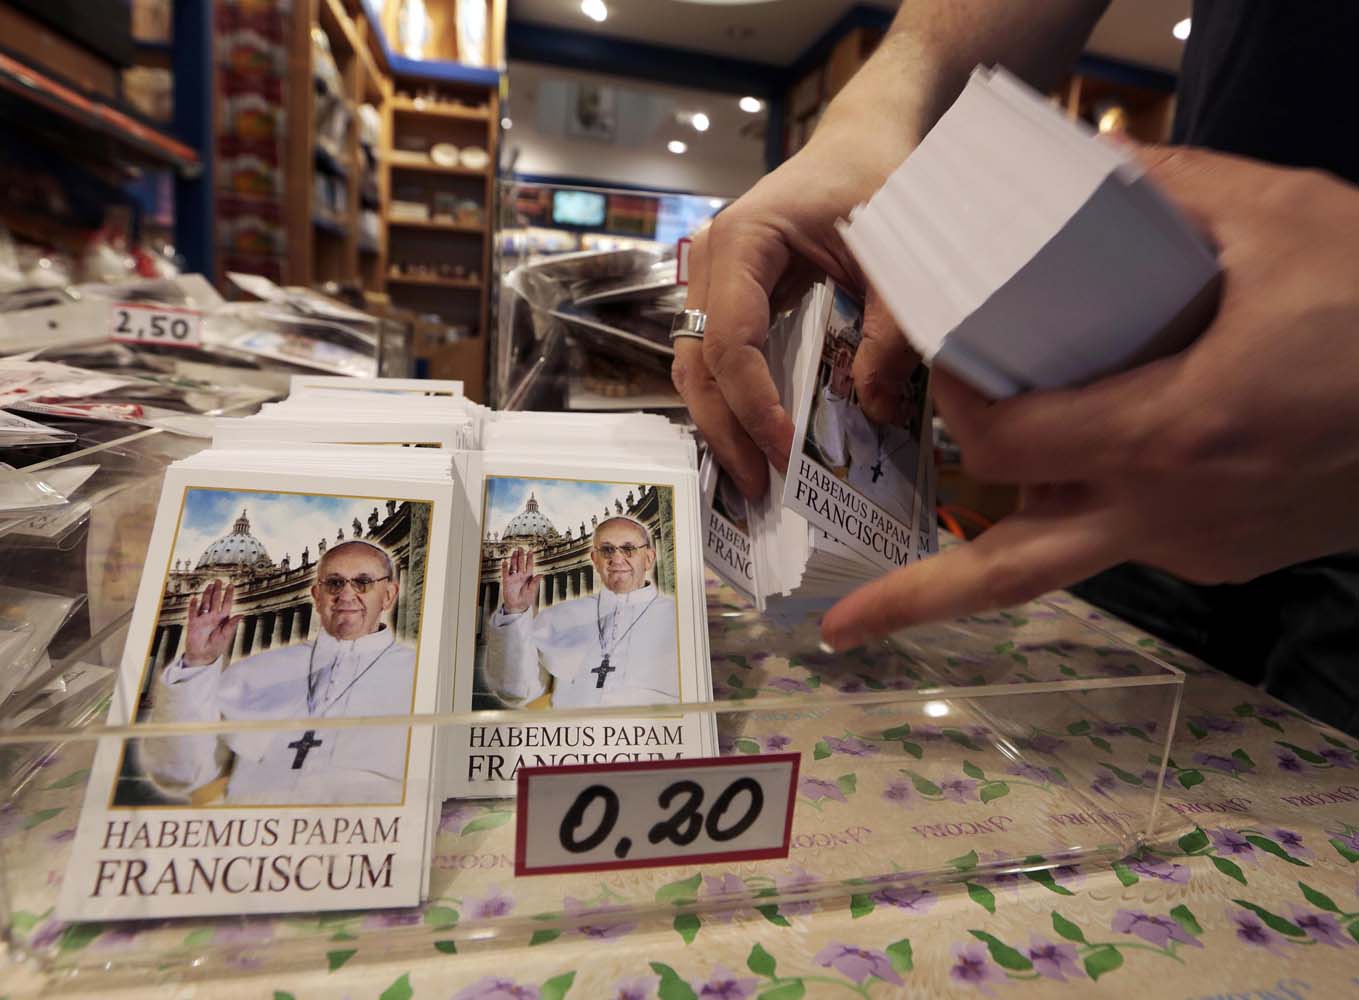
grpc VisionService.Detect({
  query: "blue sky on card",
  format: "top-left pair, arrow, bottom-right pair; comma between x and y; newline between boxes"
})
483,476 -> 649,541
172,488 -> 398,569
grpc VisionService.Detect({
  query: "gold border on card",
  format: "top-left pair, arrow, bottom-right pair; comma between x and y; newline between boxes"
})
108,485 -> 438,811
479,474 -> 687,710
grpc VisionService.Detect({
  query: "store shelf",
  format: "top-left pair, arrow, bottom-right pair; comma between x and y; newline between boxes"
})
388,55 -> 501,88
0,51 -> 199,174
313,215 -> 350,237
390,97 -> 490,122
387,154 -> 489,178
314,145 -> 350,177
387,274 -> 481,290
387,218 -> 485,235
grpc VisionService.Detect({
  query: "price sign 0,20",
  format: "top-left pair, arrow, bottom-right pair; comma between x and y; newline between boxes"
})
515,753 -> 799,876
109,302 -> 203,348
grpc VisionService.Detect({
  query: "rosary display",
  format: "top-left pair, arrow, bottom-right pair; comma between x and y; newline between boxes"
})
58,379 -> 714,920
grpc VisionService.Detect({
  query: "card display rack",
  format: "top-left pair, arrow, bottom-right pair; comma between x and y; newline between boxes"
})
0,428 -> 1183,981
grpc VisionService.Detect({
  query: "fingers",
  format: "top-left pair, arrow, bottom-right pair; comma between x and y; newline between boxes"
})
819,492 -> 1125,649
930,358 -> 1174,484
188,594 -> 200,621
525,549 -> 535,576
220,583 -> 234,617
854,290 -> 919,424
702,217 -> 796,476
674,228 -> 769,499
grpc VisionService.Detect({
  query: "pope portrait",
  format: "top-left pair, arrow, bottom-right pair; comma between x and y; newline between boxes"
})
484,515 -> 679,709
138,540 -> 416,806
811,341 -> 922,527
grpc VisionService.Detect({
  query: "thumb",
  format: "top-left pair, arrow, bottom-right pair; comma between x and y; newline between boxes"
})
853,288 -> 919,425
820,491 -> 1124,649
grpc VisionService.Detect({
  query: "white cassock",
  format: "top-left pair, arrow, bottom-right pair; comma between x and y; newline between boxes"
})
139,626 -> 416,805
485,583 -> 679,708
812,385 -> 920,526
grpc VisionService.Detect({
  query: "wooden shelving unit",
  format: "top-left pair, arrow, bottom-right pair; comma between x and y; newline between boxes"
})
386,274 -> 482,290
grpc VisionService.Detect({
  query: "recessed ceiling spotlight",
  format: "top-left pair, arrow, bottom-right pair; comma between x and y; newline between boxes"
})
739,96 -> 762,113
501,117 -> 512,129
581,0 -> 607,24
708,198 -> 724,208
668,140 -> 687,155
691,112 -> 710,132
1173,17 -> 1191,40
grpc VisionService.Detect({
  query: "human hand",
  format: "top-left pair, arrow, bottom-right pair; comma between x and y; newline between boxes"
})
821,146 -> 1359,649
500,547 -> 539,614
673,92 -> 922,499
184,579 -> 241,667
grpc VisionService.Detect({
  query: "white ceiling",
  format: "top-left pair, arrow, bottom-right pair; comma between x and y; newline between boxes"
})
509,0 -> 1192,73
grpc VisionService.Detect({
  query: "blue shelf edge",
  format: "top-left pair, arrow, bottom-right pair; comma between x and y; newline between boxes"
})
354,0 -> 502,88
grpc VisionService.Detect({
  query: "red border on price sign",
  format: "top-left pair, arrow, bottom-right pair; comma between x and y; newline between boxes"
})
514,752 -> 801,876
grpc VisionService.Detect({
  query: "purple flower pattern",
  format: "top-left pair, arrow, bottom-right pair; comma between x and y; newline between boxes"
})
692,964 -> 757,1000
1028,935 -> 1084,981
1319,746 -> 1355,768
1229,909 -> 1289,955
1188,714 -> 1244,735
453,977 -> 540,1000
870,884 -> 935,914
798,777 -> 846,803
766,677 -> 810,694
763,734 -> 791,751
1209,828 -> 1258,866
814,943 -> 903,985
949,941 -> 1005,995
562,897 -> 636,940
938,778 -> 978,804
1193,752 -> 1250,776
824,736 -> 878,757
1128,856 -> 1190,884
1276,748 -> 1305,773
610,975 -> 659,1000
1270,828 -> 1313,859
775,866 -> 819,917
1289,907 -> 1351,947
881,779 -> 913,806
1111,910 -> 1202,949
465,888 -> 515,920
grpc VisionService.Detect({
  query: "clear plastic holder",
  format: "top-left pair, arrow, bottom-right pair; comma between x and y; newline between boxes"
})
2,592 -> 1183,980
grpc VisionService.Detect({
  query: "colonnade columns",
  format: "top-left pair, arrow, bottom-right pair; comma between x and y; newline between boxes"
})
395,564 -> 409,638
272,609 -> 288,649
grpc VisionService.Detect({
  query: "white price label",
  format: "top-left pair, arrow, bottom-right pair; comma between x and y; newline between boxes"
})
515,753 -> 799,876
109,302 -> 203,348
676,237 -> 692,286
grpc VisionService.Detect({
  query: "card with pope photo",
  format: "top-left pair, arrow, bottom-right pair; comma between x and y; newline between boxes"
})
59,467 -> 456,920
445,457 -> 714,799
784,280 -> 932,572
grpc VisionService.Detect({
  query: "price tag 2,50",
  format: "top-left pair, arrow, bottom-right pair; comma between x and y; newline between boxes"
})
109,302 -> 203,348
515,753 -> 799,876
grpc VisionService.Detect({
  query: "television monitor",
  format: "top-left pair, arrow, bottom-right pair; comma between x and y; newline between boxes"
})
551,189 -> 608,228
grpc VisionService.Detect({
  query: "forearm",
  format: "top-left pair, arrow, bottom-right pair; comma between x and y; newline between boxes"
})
817,0 -> 1110,149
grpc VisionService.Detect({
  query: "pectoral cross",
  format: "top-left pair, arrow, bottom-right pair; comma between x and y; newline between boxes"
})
591,656 -> 616,689
287,730 -> 323,769
870,460 -> 884,483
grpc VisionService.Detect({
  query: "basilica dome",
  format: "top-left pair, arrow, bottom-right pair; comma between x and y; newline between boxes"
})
196,508 -> 273,570
502,493 -> 558,540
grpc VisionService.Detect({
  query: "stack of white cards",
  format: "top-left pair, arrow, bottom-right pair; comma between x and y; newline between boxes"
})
59,427 -> 460,920
215,376 -> 488,450
446,410 -> 715,798
706,280 -> 937,610
839,66 -> 1221,399
58,379 -> 717,920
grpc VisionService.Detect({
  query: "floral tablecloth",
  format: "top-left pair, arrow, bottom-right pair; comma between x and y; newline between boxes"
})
5,583 -> 1359,999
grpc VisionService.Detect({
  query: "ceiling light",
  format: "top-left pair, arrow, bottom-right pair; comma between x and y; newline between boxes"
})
739,96 -> 762,113
667,140 -> 687,154
708,198 -> 724,208
923,700 -> 949,718
1173,17 -> 1191,40
501,117 -> 512,130
581,0 -> 607,23
691,112 -> 710,132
